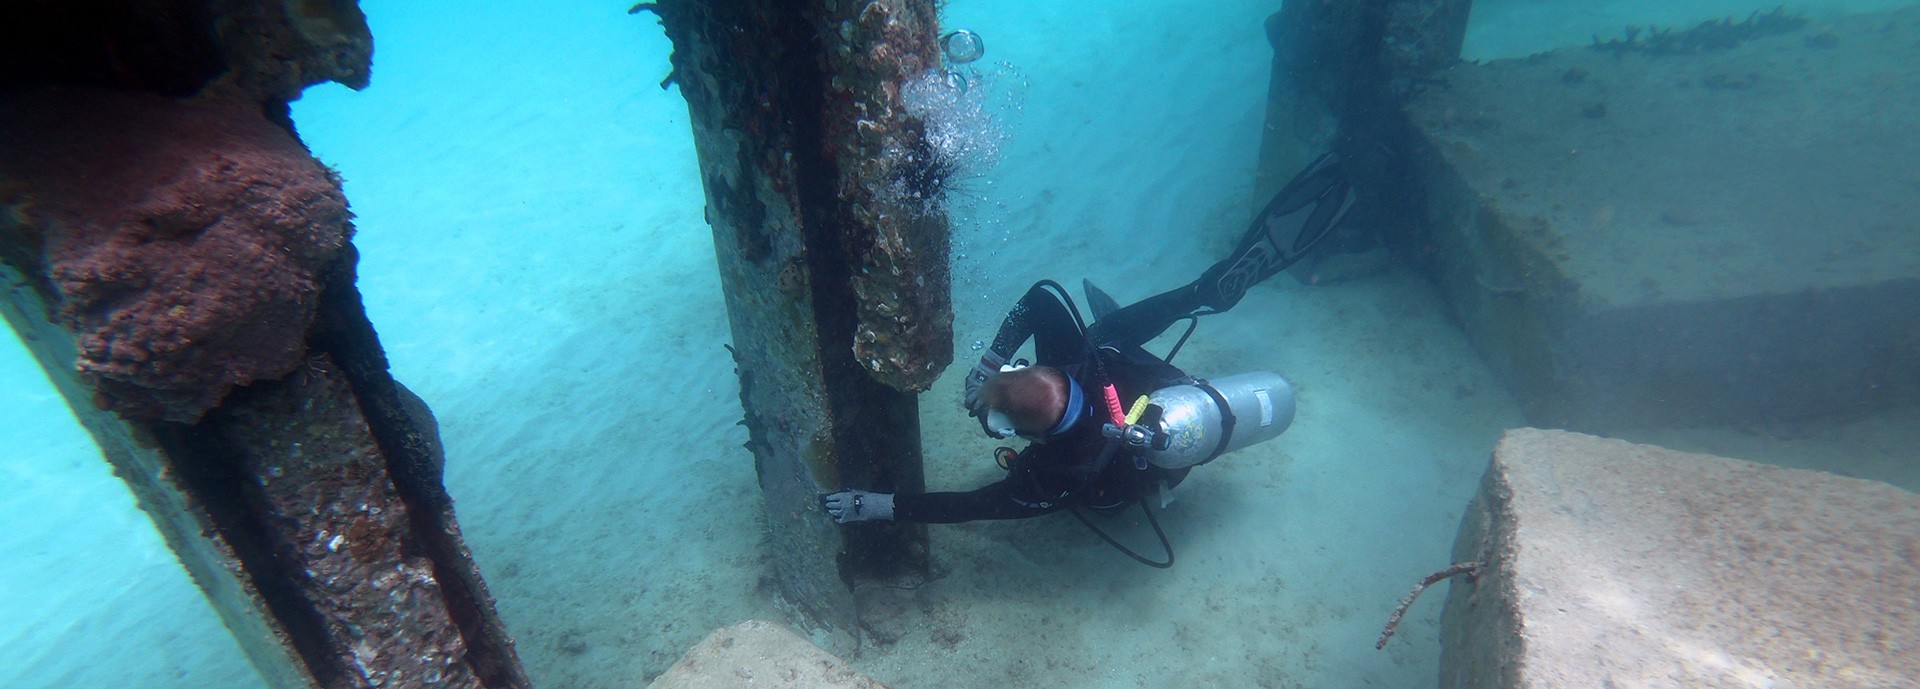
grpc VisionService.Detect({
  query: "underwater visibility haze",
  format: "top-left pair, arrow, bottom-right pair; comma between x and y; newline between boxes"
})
3,0 -> 1917,687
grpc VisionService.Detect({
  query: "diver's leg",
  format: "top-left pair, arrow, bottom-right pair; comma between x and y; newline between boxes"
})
1086,152 -> 1354,350
1197,152 -> 1355,311
1083,281 -> 1207,350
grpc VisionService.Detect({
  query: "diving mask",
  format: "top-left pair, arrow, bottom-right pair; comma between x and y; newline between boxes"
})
986,409 -> 1018,439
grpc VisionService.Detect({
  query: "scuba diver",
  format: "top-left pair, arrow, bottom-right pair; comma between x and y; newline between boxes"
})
820,153 -> 1356,567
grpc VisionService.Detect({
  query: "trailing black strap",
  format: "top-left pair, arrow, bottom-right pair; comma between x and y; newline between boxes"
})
1164,315 -> 1200,364
1070,500 -> 1174,569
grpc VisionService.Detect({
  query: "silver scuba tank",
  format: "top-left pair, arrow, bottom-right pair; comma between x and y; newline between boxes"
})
1138,371 -> 1296,470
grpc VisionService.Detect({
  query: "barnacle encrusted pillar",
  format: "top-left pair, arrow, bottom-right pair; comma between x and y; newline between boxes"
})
0,3 -> 528,689
648,0 -> 951,640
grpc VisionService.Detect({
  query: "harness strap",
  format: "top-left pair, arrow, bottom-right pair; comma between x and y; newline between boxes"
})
1195,379 -> 1237,464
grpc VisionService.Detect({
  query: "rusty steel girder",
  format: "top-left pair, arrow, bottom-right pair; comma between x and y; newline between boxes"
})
646,0 -> 952,641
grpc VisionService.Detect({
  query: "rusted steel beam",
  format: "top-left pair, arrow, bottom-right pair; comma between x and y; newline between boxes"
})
156,351 -> 483,689
0,3 -> 532,684
647,0 -> 951,640
309,247 -> 533,689
0,86 -> 530,689
0,274 -> 320,689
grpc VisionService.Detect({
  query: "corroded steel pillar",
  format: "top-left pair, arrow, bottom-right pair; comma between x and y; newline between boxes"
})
0,4 -> 528,689
1257,0 -> 1473,191
1256,0 -> 1471,267
648,0 -> 951,640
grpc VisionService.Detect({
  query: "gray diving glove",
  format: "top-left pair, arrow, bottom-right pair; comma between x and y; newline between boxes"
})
961,351 -> 1007,413
820,490 -> 895,523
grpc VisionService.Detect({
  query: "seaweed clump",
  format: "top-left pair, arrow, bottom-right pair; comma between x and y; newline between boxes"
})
1591,8 -> 1808,57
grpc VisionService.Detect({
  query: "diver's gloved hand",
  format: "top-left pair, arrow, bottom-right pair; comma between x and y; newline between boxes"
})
961,351 -> 1007,413
820,490 -> 895,523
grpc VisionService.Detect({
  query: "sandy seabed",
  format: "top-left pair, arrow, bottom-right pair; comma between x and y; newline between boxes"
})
3,1 -> 1915,688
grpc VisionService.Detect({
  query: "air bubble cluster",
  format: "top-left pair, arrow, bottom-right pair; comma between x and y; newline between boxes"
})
940,30 -> 985,64
890,59 -> 1018,216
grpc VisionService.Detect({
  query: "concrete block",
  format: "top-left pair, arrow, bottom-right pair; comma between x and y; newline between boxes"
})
647,621 -> 889,689
1406,8 -> 1920,430
1440,428 -> 1920,688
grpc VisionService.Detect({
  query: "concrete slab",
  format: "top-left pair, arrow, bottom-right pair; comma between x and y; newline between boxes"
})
1439,428 -> 1920,688
1406,8 -> 1920,429
646,621 -> 889,689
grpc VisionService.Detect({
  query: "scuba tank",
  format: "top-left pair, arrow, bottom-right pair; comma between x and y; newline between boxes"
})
1132,371 -> 1295,470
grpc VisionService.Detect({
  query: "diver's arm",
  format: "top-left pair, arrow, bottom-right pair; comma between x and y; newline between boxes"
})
892,478 -> 1069,523
992,282 -> 1090,365
983,283 -> 1061,362
822,479 -> 1066,524
964,282 -> 1076,412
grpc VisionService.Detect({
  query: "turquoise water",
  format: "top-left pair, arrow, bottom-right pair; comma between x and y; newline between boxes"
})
3,1 -> 1915,687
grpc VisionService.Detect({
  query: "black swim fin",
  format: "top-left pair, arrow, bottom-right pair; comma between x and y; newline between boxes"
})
1200,152 -> 1355,311
1082,279 -> 1121,320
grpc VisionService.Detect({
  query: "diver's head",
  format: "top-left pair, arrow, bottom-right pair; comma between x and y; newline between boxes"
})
980,366 -> 1084,441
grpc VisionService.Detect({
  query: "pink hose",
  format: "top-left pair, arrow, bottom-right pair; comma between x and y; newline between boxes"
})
1102,383 -> 1126,426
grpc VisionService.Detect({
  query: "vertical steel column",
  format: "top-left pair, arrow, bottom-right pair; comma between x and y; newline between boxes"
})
1257,0 -> 1473,189
1255,0 -> 1471,263
648,0 -> 952,641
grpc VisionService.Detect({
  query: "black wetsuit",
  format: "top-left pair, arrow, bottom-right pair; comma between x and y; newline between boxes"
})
889,154 -> 1353,523
893,280 -> 1211,524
